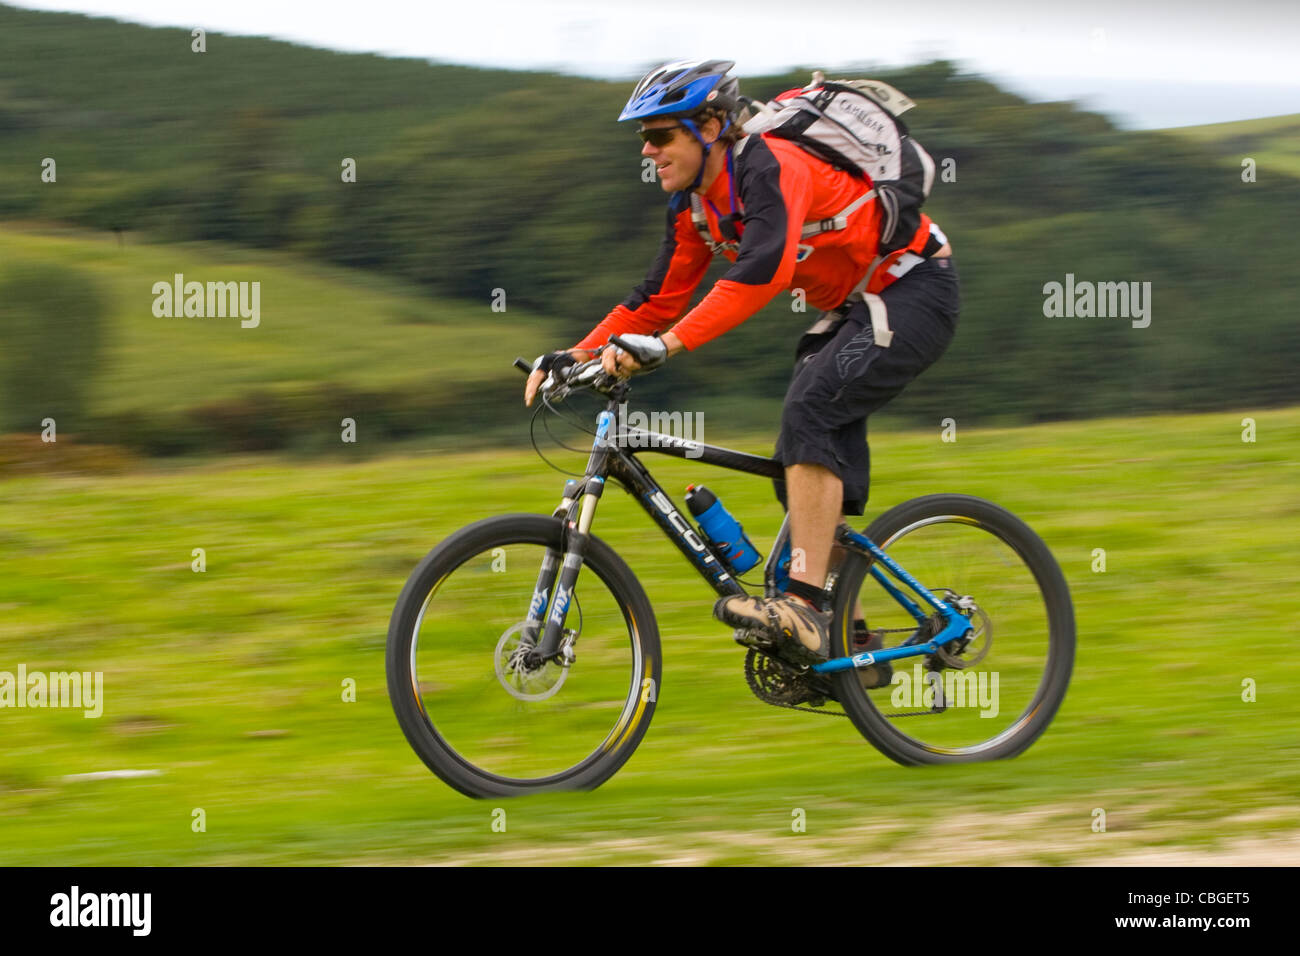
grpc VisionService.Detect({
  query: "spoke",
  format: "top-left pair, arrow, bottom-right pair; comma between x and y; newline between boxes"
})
850,516 -> 1052,753
411,542 -> 641,780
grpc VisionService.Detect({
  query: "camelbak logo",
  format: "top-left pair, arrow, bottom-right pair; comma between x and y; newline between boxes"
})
832,99 -> 888,137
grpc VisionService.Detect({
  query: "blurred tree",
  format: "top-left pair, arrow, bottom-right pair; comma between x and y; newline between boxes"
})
0,3 -> 1297,441
0,261 -> 110,432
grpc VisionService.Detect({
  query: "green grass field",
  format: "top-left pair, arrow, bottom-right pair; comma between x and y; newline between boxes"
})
1,406 -> 1298,865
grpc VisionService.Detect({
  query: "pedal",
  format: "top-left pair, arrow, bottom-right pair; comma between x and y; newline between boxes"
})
733,627 -> 774,650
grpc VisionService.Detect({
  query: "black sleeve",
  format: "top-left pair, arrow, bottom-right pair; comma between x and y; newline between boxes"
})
723,137 -> 791,286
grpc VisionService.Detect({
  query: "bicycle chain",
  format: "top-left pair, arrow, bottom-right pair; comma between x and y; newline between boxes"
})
866,624 -> 952,718
765,699 -> 848,717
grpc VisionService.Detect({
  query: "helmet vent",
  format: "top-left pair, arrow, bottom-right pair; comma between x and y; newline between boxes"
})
619,59 -> 738,123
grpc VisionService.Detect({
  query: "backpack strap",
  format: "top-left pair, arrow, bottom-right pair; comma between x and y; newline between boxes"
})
688,191 -> 711,246
859,292 -> 893,348
692,185 -> 877,257
689,191 -> 740,255
844,256 -> 895,348
689,135 -> 877,258
688,140 -> 750,256
839,243 -> 935,350
799,187 -> 876,239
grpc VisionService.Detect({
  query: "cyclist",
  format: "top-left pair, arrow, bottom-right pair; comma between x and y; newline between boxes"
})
525,59 -> 959,667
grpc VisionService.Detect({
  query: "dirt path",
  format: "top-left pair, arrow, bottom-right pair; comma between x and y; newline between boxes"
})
411,806 -> 1300,866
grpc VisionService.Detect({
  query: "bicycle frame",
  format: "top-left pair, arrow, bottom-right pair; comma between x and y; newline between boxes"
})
524,387 -> 974,674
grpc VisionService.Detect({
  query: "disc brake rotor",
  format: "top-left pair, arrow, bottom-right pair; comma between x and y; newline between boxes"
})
934,592 -> 992,669
494,622 -> 571,701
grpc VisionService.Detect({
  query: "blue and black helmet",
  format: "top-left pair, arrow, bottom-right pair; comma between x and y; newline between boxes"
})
621,60 -> 741,190
619,59 -> 740,122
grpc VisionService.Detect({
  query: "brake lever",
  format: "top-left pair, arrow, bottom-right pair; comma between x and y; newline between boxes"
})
513,348 -> 616,403
543,359 -> 596,403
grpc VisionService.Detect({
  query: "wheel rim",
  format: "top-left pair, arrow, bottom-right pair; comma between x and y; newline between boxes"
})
407,540 -> 647,783
843,514 -> 1058,756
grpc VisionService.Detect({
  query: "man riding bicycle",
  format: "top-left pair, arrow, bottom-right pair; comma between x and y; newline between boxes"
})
525,59 -> 959,667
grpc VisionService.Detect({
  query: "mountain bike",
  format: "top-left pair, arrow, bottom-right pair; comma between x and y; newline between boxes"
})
386,342 -> 1075,798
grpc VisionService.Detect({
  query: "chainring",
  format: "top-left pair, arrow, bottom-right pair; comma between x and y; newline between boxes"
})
743,648 -> 843,715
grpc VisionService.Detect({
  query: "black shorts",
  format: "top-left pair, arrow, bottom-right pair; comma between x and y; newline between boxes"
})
772,256 -> 960,515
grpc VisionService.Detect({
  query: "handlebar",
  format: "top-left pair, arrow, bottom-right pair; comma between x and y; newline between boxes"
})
607,334 -> 664,368
514,347 -> 621,402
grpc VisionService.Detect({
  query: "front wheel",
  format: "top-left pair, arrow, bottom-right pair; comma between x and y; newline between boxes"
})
386,514 -> 661,797
830,494 -> 1075,765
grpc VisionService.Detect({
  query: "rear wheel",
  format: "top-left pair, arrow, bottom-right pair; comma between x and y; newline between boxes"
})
386,514 -> 661,797
830,495 -> 1074,765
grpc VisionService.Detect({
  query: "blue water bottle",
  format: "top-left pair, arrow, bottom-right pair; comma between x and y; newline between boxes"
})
685,485 -> 762,574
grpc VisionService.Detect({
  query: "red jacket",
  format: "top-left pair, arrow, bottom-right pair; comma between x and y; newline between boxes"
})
576,133 -> 946,353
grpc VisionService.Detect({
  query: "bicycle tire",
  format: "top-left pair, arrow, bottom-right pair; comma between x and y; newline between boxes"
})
830,494 -> 1075,765
386,513 -> 661,797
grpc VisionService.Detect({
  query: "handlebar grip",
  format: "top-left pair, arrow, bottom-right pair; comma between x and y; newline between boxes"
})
513,357 -> 533,376
608,334 -> 653,365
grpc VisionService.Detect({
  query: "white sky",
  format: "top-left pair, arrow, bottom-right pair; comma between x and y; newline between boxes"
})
9,0 -> 1300,127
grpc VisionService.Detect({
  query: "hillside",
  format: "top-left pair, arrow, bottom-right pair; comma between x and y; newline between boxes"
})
1164,113 -> 1300,178
0,224 -> 573,452
2,3 -> 1299,445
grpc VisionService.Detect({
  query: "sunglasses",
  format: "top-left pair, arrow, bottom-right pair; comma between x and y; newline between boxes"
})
637,124 -> 687,147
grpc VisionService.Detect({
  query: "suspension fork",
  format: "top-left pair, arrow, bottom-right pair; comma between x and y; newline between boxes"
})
517,478 -> 575,649
526,408 -> 617,665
